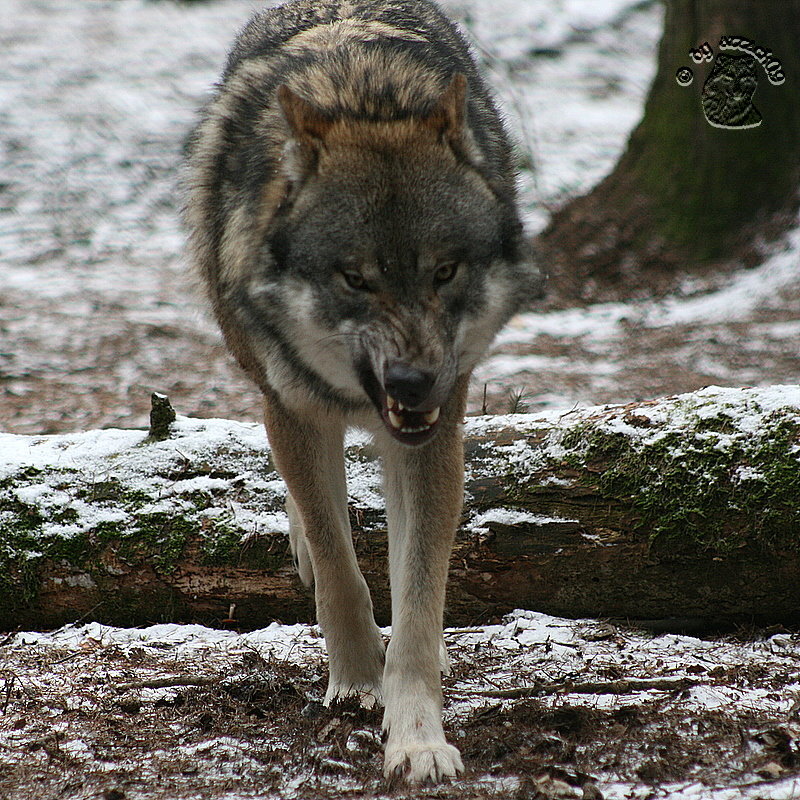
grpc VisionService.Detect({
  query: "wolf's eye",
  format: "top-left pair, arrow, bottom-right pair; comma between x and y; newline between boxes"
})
434,262 -> 458,285
342,270 -> 369,291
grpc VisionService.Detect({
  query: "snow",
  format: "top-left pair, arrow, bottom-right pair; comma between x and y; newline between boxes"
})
0,0 -> 672,434
468,383 -> 800,435
0,415 -> 296,559
467,508 -> 579,532
0,0 -> 658,286
613,779 -> 800,800
3,0 -> 797,433
2,0 -> 799,795
0,428 -> 146,475
476,222 -> 800,393
9,607 -> 800,720
455,0 -> 660,228
490,222 -> 800,355
4,610 -> 799,798
644,227 -> 800,328
2,385 -> 799,566
14,620 -> 326,667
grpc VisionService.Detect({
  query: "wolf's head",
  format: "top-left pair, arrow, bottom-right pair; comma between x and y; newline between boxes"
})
255,75 -> 538,445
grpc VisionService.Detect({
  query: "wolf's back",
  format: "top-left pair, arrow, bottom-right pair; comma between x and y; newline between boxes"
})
222,0 -> 509,150
183,0 -> 527,396
186,1 -> 514,266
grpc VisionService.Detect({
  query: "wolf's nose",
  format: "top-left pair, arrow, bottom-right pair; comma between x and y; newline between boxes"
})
384,362 -> 435,409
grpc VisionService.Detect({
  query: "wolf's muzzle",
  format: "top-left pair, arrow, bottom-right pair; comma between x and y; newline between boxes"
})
379,361 -> 441,445
350,359 -> 439,446
384,362 -> 435,409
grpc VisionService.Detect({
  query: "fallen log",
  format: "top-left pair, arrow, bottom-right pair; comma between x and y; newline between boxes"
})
1,386 -> 798,631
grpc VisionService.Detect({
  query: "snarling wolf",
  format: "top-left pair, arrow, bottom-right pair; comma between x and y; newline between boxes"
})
184,0 -> 540,784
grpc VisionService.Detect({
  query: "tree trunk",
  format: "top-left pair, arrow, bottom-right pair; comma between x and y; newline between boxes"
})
1,386 -> 799,632
538,0 -> 800,304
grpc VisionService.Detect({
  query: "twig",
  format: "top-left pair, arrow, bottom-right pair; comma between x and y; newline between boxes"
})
444,628 -> 487,636
116,676 -> 219,692
2,674 -> 16,713
453,676 -> 701,699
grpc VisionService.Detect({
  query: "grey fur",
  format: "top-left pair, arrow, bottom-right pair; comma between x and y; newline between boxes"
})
184,0 -> 540,784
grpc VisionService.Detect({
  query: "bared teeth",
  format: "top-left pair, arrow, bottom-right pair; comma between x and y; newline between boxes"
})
387,395 -> 405,412
385,398 -> 441,436
424,407 -> 440,425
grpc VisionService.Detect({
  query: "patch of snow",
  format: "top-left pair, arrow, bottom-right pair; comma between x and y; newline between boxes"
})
50,572 -> 97,590
476,353 -> 624,384
467,508 -> 578,532
598,776 -> 800,800
479,219 -> 800,417
239,510 -> 290,540
644,226 -> 800,328
496,303 -> 636,344
0,428 -> 146,478
4,608 -> 800,798
733,465 -> 766,483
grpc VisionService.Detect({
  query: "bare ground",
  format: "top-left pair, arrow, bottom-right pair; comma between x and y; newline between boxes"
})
4,265 -> 800,435
2,618 -> 799,800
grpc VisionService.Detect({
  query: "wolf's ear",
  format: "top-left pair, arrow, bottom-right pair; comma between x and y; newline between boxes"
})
277,85 -> 333,149
422,73 -> 467,139
422,73 -> 482,165
277,85 -> 333,182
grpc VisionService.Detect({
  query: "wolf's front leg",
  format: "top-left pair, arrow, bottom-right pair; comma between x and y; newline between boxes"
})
379,380 -> 468,784
264,396 -> 385,708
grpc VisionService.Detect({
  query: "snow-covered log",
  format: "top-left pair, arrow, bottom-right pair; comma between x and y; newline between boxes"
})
1,386 -> 798,631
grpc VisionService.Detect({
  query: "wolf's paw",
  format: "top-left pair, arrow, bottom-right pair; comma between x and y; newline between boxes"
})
383,742 -> 463,785
324,681 -> 383,710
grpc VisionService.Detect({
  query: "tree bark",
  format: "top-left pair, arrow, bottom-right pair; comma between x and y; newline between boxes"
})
1,387 -> 798,632
538,0 -> 800,304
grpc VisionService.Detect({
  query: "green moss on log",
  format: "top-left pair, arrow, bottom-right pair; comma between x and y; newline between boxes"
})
548,407 -> 800,554
464,390 -> 800,558
0,440 -> 288,614
2,388 -> 798,627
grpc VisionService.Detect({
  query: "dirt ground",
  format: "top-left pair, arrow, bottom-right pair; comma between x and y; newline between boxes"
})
2,616 -> 799,800
6,292 -> 800,435
5,255 -> 800,436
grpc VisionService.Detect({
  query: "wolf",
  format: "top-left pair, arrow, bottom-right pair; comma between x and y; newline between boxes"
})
184,0 -> 540,784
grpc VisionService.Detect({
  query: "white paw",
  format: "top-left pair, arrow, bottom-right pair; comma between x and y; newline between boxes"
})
383,741 -> 464,785
324,681 -> 383,710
